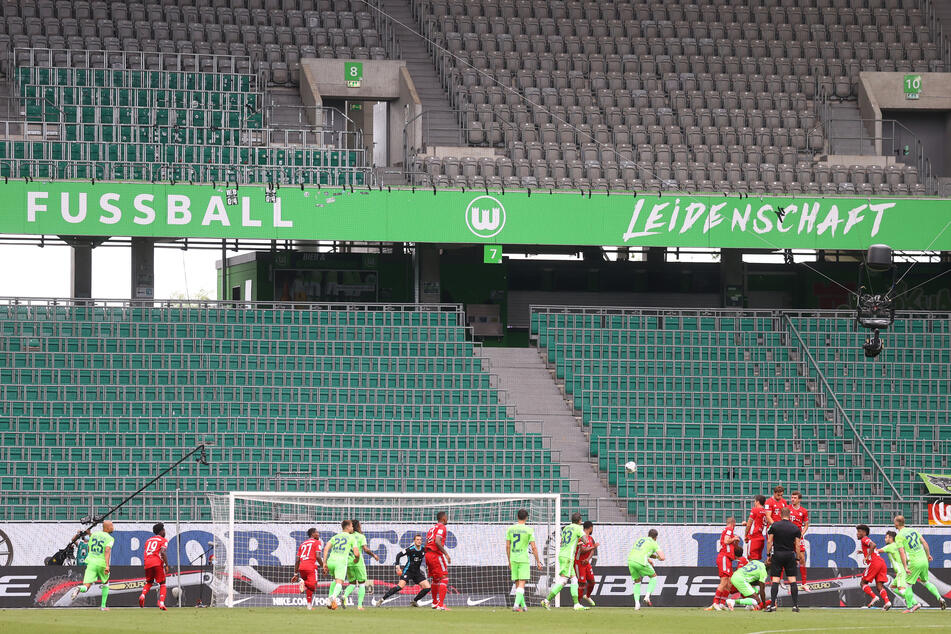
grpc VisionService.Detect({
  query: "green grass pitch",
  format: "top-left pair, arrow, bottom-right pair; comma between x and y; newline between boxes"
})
1,607 -> 949,634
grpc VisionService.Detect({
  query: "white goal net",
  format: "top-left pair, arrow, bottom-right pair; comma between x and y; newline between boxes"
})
208,492 -> 559,608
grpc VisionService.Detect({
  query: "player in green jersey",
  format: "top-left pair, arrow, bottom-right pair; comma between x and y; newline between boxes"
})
728,559 -> 768,611
68,520 -> 115,610
877,530 -> 907,597
628,529 -> 665,610
506,509 -> 543,612
342,519 -> 380,610
541,512 -> 588,611
323,519 -> 360,610
894,515 -> 947,613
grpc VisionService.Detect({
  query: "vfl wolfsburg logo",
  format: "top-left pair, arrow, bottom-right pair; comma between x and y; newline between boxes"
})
465,195 -> 506,238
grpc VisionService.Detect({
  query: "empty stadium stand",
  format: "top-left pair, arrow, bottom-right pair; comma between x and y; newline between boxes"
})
0,300 -> 585,522
531,306 -> 945,524
407,0 -> 939,194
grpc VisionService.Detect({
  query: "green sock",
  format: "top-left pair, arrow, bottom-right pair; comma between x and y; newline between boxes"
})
343,584 -> 355,599
546,583 -> 563,601
329,581 -> 338,598
78,586 -> 88,594
100,584 -> 109,608
903,586 -> 917,607
646,576 -> 657,598
923,581 -> 942,601
633,581 -> 642,602
357,584 -> 366,608
519,592 -> 527,608
736,598 -> 757,606
570,581 -> 579,604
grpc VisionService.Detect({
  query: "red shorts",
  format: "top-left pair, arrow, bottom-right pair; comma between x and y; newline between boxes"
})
717,552 -> 734,578
862,558 -> 888,584
299,567 -> 316,588
748,536 -> 765,560
425,551 -> 449,580
575,562 -> 593,583
144,565 -> 166,584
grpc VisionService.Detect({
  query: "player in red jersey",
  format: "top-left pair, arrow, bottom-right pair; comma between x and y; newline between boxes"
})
706,516 -> 740,610
787,491 -> 810,583
138,523 -> 170,610
574,520 -> 599,607
856,524 -> 891,610
425,510 -> 451,610
764,485 -> 787,524
745,495 -> 770,561
292,527 -> 324,610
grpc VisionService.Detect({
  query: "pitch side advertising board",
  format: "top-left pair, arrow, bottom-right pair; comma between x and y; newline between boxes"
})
2,523 -> 951,608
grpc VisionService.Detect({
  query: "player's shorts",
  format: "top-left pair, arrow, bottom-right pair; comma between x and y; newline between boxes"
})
628,561 -> 655,579
425,551 -> 449,580
574,562 -> 593,584
890,568 -> 907,589
862,558 -> 888,584
730,575 -> 756,598
905,559 -> 930,586
298,567 -> 316,589
511,561 -> 531,581
556,555 -> 574,579
717,552 -> 734,578
400,569 -> 427,585
347,560 -> 368,583
327,559 -> 348,582
144,565 -> 166,585
769,551 -> 798,578
83,562 -> 109,584
747,537 -> 765,560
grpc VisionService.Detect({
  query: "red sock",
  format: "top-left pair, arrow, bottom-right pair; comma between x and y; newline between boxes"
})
880,589 -> 889,602
159,584 -> 167,604
438,580 -> 448,606
800,566 -> 807,583
587,580 -> 595,599
306,588 -> 313,603
142,581 -> 152,596
714,591 -> 724,605
862,584 -> 875,598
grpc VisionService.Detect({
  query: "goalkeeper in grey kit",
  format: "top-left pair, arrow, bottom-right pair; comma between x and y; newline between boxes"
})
373,534 -> 433,607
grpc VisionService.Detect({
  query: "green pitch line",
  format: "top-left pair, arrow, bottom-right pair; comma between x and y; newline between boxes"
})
1,607 -> 949,634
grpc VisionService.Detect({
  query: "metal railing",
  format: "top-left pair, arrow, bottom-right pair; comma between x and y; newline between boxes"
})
363,0 -> 402,60
11,48 -> 254,79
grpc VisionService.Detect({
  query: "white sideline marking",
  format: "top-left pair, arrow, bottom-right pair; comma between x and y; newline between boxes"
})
747,625 -> 949,634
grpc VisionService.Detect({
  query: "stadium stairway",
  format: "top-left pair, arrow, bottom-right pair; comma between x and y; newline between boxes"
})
481,347 -> 626,521
382,0 -> 463,148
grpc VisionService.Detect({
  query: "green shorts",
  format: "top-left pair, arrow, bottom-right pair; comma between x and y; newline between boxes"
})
347,561 -> 367,583
510,561 -> 530,581
327,560 -> 349,582
83,562 -> 109,584
557,556 -> 574,579
628,561 -> 655,579
891,569 -> 907,589
731,576 -> 756,598
906,560 -> 929,586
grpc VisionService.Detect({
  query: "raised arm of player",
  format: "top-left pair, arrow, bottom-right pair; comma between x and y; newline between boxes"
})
898,545 -> 910,573
395,548 -> 407,575
922,536 -> 934,562
322,541 -> 332,573
363,543 -> 381,563
352,541 -> 362,562
531,539 -> 542,569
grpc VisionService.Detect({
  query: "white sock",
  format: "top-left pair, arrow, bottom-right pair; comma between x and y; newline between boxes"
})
643,578 -> 651,599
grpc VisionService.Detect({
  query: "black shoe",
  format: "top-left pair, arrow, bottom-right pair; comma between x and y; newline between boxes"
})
765,605 -> 776,612
792,606 -> 800,613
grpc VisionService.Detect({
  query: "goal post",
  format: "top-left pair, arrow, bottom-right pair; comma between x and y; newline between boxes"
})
207,492 -> 561,608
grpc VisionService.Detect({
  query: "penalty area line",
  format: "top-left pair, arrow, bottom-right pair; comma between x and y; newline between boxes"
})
747,625 -> 950,634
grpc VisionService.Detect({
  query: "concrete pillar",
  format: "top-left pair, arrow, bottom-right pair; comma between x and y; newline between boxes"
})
721,248 -> 745,307
131,237 -> 155,300
70,244 -> 92,299
417,244 -> 441,303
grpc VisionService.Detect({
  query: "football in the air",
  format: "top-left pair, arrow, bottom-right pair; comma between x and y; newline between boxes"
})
171,586 -> 182,598
624,461 -> 638,474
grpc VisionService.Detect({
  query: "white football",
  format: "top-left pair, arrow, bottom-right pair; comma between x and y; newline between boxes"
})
624,461 -> 638,474
171,586 -> 182,598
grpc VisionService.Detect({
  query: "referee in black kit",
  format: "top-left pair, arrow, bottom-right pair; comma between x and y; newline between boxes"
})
765,506 -> 802,612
